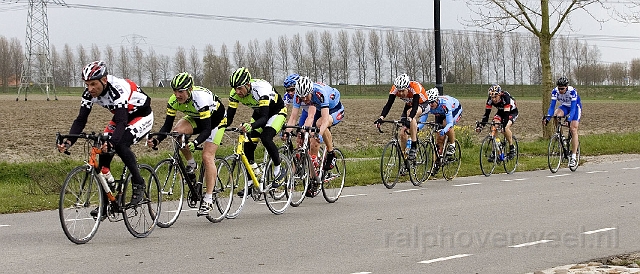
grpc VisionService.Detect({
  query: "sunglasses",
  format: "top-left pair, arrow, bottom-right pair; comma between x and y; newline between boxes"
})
173,89 -> 189,93
558,86 -> 567,91
285,87 -> 295,92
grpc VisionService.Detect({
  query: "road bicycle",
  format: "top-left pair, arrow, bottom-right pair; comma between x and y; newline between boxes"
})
377,120 -> 431,188
150,132 -> 233,226
476,121 -> 519,176
422,122 -> 462,181
282,125 -> 346,204
545,115 -> 581,173
223,127 -> 294,218
56,132 -> 161,244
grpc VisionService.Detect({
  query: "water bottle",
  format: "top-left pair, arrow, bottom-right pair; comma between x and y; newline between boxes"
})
405,139 -> 412,154
495,138 -> 504,161
100,167 -> 116,202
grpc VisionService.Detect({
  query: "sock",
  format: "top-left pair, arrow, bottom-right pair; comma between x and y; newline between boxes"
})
203,194 -> 213,203
273,164 -> 281,175
187,159 -> 197,169
571,153 -> 576,159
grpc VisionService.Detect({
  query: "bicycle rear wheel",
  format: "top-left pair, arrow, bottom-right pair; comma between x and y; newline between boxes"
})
380,141 -> 401,189
264,152 -> 293,214
322,148 -> 345,203
225,155 -> 248,219
200,158 -> 233,223
59,166 -> 103,244
547,134 -> 562,173
479,136 -> 497,176
289,150 -> 310,207
442,140 -> 462,181
123,164 -> 160,238
154,158 -> 184,228
503,136 -> 519,174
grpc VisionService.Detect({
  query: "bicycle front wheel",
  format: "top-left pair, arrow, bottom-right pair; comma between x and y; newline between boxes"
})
154,158 -> 184,228
410,140 -> 432,186
289,150 -> 310,207
123,164 -> 161,238
59,166 -> 103,244
442,140 -> 462,181
380,141 -> 401,189
225,155 -> 248,219
503,136 -> 519,174
547,134 -> 563,173
206,158 -> 234,223
479,136 -> 497,176
322,148 -> 346,203
264,152 -> 293,214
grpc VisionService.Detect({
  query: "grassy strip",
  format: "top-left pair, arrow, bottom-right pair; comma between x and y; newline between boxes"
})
1,131 -> 639,214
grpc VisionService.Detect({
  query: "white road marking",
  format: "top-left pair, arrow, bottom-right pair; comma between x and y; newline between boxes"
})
622,167 -> 640,170
350,272 -> 372,274
452,183 -> 481,187
341,193 -> 368,197
393,189 -> 420,193
514,178 -> 528,181
0,225 -> 10,227
586,170 -> 608,174
547,174 -> 570,178
418,254 -> 473,264
509,240 -> 553,248
582,227 -> 616,235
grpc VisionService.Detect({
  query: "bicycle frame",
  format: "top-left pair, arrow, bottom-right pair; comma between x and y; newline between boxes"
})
227,128 -> 267,193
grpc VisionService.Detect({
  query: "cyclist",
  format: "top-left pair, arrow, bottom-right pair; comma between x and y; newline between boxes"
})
476,84 -> 519,161
423,87 -> 463,158
147,72 -> 226,216
374,73 -> 429,161
56,61 -> 153,210
226,67 -> 288,195
543,76 -> 582,168
292,76 -> 345,175
283,73 -> 299,106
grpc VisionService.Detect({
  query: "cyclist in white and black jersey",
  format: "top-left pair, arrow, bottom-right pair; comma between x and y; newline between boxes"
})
57,61 -> 153,206
147,72 -> 226,216
225,67 -> 288,195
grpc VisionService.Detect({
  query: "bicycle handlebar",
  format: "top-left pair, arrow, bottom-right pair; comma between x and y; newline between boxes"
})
148,132 -> 202,151
283,124 -> 320,133
56,132 -> 108,155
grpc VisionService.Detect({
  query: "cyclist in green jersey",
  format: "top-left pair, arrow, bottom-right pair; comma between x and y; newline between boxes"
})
225,67 -> 288,196
147,72 -> 226,216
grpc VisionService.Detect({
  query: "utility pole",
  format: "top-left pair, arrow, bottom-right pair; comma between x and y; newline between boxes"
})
16,0 -> 58,101
434,0 -> 443,95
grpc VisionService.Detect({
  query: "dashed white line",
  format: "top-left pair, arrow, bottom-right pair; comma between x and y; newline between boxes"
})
393,189 -> 421,193
503,178 -> 528,182
0,225 -> 10,228
341,193 -> 368,197
586,170 -> 608,174
509,240 -> 553,248
622,167 -> 640,170
583,227 -> 616,235
350,272 -> 372,274
452,183 -> 481,187
546,174 -> 570,178
418,254 -> 473,264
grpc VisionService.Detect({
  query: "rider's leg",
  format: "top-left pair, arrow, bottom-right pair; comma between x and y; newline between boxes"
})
174,119 -> 197,170
570,120 -> 579,155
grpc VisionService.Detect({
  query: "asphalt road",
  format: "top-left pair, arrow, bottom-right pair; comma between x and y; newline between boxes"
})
2,157 -> 640,273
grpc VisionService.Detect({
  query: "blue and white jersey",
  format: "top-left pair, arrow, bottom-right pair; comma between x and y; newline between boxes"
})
546,86 -> 582,121
309,82 -> 341,109
426,95 -> 462,133
283,92 -> 294,106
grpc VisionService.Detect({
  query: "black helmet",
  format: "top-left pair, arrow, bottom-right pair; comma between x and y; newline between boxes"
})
556,77 -> 569,87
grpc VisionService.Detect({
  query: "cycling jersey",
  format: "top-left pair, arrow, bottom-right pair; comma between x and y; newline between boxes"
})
423,95 -> 462,134
70,75 -> 152,145
158,86 -> 226,145
309,82 -> 341,109
481,91 -> 518,124
226,78 -> 286,130
380,81 -> 428,119
547,86 -> 582,121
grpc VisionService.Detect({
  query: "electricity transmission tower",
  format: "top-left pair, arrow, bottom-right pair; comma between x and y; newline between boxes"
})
16,0 -> 65,101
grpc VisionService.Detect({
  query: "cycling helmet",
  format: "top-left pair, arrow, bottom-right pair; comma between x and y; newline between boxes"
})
488,84 -> 502,97
229,67 -> 251,88
556,77 -> 569,87
171,72 -> 194,90
283,73 -> 300,88
427,87 -> 439,103
393,73 -> 410,90
82,61 -> 108,81
295,76 -> 314,98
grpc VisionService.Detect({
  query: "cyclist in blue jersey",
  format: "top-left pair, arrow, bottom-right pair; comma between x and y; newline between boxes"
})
226,67 -> 288,195
543,77 -> 582,168
282,73 -> 310,127
422,88 -> 463,157
147,72 -> 226,216
291,76 -> 345,172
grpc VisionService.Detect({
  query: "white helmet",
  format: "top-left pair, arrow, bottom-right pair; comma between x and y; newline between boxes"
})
394,74 -> 410,90
427,88 -> 439,103
295,76 -> 313,98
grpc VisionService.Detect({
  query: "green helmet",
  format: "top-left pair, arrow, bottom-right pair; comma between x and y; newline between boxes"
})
229,67 -> 251,88
171,72 -> 194,90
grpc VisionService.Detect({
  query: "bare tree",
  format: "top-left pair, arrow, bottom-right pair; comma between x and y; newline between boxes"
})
305,30 -> 320,80
145,47 -> 159,89
90,44 -> 101,61
233,41 -> 245,68
465,0 -> 609,136
0,36 -> 10,89
290,34 -> 304,74
336,30 -> 350,85
202,44 -> 217,88
352,30 -> 367,85
62,44 -> 75,87
117,45 -> 129,78
631,58 -> 640,84
9,38 -> 22,88
219,43 -> 231,86
173,46 -> 187,74
507,32 -> 523,84
104,45 -> 115,71
262,38 -> 276,84
320,30 -> 335,85
368,30 -> 382,85
188,46 -> 201,84
246,39 -> 260,76
50,44 -> 64,88
385,30 -> 401,83
76,44 -> 88,73
607,62 -> 627,85
417,30 -> 434,83
132,45 -> 145,85
277,35 -> 290,76
158,54 -> 171,83
473,31 -> 489,84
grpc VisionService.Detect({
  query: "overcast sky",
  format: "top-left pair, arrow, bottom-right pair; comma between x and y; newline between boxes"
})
1,0 -> 639,64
